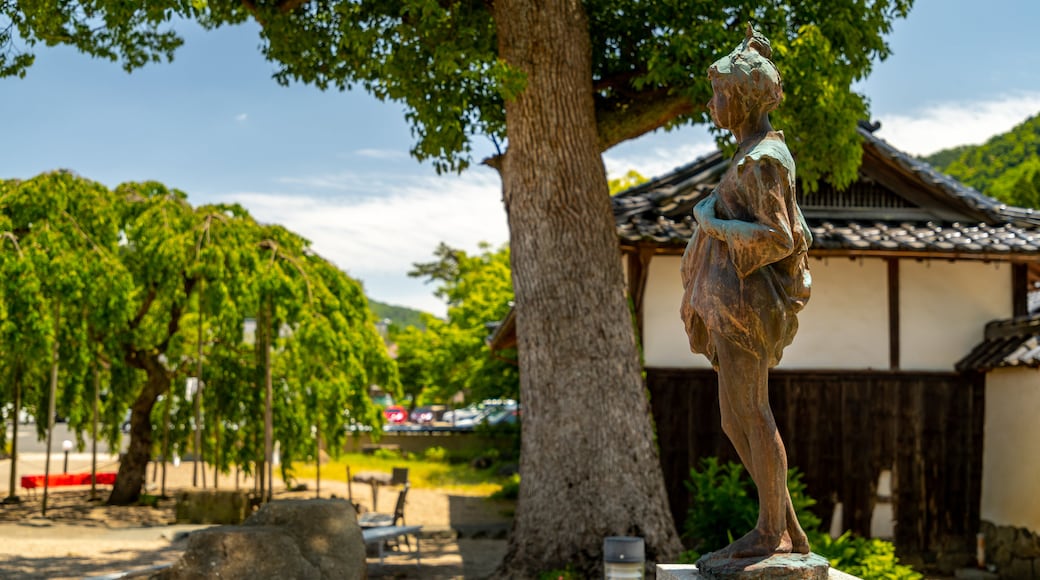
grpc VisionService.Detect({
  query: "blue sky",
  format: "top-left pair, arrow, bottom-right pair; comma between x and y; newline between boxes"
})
2,0 -> 1039,316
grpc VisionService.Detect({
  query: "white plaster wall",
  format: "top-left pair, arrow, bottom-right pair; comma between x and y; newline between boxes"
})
642,256 -> 713,369
900,261 -> 1012,370
640,256 -> 890,369
780,257 -> 889,369
981,367 -> 1040,533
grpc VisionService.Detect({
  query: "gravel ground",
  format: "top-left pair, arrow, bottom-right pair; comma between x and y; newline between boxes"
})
0,457 -> 512,579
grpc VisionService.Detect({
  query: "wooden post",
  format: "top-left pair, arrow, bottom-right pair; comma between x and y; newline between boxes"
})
90,365 -> 100,501
194,281 -> 205,489
161,389 -> 171,498
42,302 -> 60,516
263,301 -> 274,502
6,369 -> 21,503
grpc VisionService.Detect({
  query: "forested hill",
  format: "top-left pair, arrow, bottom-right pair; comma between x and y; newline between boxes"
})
921,113 -> 1040,209
369,299 -> 427,330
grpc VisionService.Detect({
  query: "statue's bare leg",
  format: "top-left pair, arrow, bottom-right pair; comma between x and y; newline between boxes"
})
722,376 -> 808,554
786,490 -> 810,553
712,334 -> 788,558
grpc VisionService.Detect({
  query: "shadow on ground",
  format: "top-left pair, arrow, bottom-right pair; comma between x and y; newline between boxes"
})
367,494 -> 511,579
0,542 -> 183,580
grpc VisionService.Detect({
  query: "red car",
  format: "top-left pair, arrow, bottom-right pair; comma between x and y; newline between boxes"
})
383,405 -> 408,424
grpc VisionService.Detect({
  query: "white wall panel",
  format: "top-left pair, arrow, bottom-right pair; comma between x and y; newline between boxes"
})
901,261 -> 1011,370
981,368 -> 1040,533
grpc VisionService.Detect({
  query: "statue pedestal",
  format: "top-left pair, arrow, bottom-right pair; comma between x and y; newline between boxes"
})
659,553 -> 856,580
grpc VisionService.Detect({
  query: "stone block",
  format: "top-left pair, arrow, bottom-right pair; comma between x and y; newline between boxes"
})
160,498 -> 365,580
694,552 -> 829,580
1005,558 -> 1035,580
658,563 -> 857,580
1014,530 -> 1040,559
158,526 -> 319,579
937,552 -> 975,575
242,499 -> 365,577
174,490 -> 250,525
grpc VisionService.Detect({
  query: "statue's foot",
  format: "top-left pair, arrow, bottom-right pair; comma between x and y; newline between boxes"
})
715,528 -> 784,559
788,527 -> 810,554
773,530 -> 809,554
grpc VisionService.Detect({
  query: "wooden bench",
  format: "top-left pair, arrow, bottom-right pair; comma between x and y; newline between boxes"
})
361,525 -> 422,566
20,472 -> 117,495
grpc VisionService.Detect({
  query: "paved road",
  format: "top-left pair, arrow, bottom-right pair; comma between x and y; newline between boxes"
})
2,422 -> 128,497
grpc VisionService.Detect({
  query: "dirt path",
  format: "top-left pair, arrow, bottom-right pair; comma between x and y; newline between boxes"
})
0,460 -> 512,579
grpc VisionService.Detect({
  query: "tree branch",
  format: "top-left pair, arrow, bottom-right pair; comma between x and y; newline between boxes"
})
130,285 -> 158,330
595,90 -> 699,151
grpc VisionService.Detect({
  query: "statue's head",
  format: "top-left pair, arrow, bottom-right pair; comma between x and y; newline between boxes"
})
707,24 -> 783,124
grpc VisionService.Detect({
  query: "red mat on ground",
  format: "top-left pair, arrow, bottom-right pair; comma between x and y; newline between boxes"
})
20,472 -> 117,489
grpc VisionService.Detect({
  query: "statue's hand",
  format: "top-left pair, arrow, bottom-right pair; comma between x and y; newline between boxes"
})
694,195 -> 724,239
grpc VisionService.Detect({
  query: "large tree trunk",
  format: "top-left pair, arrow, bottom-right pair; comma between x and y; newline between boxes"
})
492,0 -> 682,575
109,359 -> 168,505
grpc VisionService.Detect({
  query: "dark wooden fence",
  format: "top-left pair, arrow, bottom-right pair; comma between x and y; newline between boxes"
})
647,368 -> 984,558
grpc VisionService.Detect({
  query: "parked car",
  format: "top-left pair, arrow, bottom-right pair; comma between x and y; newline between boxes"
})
383,405 -> 408,424
410,405 -> 447,424
453,399 -> 519,430
441,405 -> 481,424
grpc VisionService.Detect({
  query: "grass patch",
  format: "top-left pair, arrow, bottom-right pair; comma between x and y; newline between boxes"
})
290,452 -> 511,496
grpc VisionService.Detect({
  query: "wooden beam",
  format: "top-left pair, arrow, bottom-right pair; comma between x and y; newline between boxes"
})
1013,263 -> 1028,317
888,258 -> 900,370
621,243 -> 1040,264
626,244 -> 656,339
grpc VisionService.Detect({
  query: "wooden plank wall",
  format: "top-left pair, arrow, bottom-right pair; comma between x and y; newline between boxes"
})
647,368 -> 984,558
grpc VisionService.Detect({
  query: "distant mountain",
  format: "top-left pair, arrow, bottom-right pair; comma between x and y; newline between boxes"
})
369,299 -> 428,331
922,113 -> 1040,209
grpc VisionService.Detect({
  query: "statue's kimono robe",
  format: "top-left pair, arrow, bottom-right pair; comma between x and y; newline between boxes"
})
680,132 -> 812,369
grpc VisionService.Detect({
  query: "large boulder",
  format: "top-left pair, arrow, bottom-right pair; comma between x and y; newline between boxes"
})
159,498 -> 365,580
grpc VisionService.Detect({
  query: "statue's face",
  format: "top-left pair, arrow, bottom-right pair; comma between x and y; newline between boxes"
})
707,79 -> 746,131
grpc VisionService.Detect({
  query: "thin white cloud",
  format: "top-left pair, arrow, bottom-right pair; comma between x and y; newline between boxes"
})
873,93 -> 1040,156
235,113 -> 248,122
222,169 -> 508,316
354,148 -> 409,160
603,128 -> 718,181
275,172 -> 367,192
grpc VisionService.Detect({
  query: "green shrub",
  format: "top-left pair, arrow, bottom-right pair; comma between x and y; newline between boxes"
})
683,457 -> 819,553
683,457 -> 921,580
372,448 -> 399,461
491,473 -> 520,500
812,532 -> 922,580
423,446 -> 448,462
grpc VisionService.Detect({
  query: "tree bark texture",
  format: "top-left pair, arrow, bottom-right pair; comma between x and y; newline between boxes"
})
109,356 -> 168,505
492,0 -> 682,575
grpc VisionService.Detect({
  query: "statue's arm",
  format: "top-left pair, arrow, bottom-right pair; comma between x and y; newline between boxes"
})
693,158 -> 795,279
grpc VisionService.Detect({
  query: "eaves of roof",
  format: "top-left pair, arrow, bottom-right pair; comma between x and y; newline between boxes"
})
956,315 -> 1040,372
613,124 -> 1040,259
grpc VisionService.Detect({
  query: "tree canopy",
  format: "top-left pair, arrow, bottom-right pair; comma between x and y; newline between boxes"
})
0,172 -> 398,503
4,1 -> 909,186
396,242 -> 517,406
923,113 -> 1040,209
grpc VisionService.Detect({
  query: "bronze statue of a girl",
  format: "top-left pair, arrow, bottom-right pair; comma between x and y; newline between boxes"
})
680,24 -> 813,559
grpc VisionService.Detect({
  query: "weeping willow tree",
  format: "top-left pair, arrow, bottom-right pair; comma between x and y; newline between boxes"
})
0,172 -> 133,506
0,173 -> 397,505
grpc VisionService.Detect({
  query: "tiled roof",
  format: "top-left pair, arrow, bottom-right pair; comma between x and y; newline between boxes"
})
956,315 -> 1040,372
812,220 -> 1040,254
613,125 -> 1040,257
